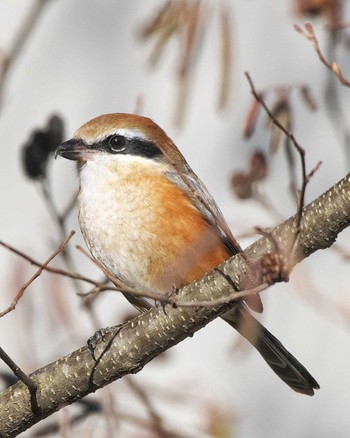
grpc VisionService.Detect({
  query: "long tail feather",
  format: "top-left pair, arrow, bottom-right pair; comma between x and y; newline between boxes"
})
222,306 -> 320,395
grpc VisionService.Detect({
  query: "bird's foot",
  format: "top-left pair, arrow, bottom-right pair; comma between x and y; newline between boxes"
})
87,325 -> 123,360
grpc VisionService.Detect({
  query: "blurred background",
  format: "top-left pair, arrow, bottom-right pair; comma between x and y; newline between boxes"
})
1,0 -> 350,436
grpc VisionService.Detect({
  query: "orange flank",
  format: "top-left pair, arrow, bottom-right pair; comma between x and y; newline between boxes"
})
142,172 -> 230,291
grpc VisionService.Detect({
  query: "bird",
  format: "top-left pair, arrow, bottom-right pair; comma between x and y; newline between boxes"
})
56,113 -> 319,395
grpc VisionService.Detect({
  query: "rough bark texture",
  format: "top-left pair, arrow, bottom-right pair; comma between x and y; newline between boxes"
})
1,173 -> 350,436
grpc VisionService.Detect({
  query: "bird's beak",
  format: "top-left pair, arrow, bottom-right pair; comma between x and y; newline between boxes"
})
55,139 -> 93,161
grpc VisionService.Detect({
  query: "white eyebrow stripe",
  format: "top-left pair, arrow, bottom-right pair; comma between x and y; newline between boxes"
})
82,128 -> 149,145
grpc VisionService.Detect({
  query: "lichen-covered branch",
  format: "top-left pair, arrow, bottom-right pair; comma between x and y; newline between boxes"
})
1,172 -> 350,436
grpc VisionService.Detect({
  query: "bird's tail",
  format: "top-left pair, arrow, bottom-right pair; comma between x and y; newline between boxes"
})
222,306 -> 320,395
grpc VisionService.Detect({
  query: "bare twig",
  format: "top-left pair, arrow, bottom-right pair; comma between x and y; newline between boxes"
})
245,72 -> 321,224
0,347 -> 34,390
0,239 -> 102,287
0,346 -> 40,416
76,245 -> 164,304
245,71 -> 321,272
0,231 -> 74,318
76,283 -> 115,298
242,81 -> 318,204
294,22 -> 350,86
243,82 -> 317,140
294,155 -> 321,230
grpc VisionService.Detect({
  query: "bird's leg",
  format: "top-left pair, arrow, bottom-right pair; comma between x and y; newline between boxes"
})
87,324 -> 123,360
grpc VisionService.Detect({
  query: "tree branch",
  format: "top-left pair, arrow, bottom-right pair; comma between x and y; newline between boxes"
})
1,172 -> 350,436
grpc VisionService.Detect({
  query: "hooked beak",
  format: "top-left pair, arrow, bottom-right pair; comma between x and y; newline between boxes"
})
55,139 -> 95,161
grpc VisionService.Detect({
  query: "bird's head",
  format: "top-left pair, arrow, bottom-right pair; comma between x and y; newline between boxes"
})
56,113 -> 187,172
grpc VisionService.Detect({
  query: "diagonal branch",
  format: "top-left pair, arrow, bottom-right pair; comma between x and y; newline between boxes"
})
1,172 -> 350,436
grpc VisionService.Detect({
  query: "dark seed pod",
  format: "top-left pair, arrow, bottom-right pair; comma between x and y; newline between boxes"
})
21,114 -> 65,180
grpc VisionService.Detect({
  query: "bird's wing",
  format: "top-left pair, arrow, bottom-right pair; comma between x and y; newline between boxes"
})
165,165 -> 241,254
165,165 -> 263,313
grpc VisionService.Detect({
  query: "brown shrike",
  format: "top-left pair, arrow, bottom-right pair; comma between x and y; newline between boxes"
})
56,113 -> 319,395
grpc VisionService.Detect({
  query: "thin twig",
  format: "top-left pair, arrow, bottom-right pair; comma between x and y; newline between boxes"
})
76,283 -> 115,298
244,72 -> 321,227
0,239 -> 102,286
0,346 -> 40,416
290,159 -> 322,257
0,231 -> 75,318
76,245 -> 164,303
298,158 -> 323,219
0,346 -> 34,389
245,71 -> 321,270
294,22 -> 350,87
245,73 -> 303,216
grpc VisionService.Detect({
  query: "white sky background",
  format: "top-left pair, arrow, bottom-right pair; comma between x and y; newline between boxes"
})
1,0 -> 350,436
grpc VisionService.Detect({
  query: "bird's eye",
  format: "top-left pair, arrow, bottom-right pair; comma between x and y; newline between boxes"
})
108,135 -> 126,153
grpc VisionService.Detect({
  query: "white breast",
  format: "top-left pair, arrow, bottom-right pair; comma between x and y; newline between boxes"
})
77,155 -> 167,292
